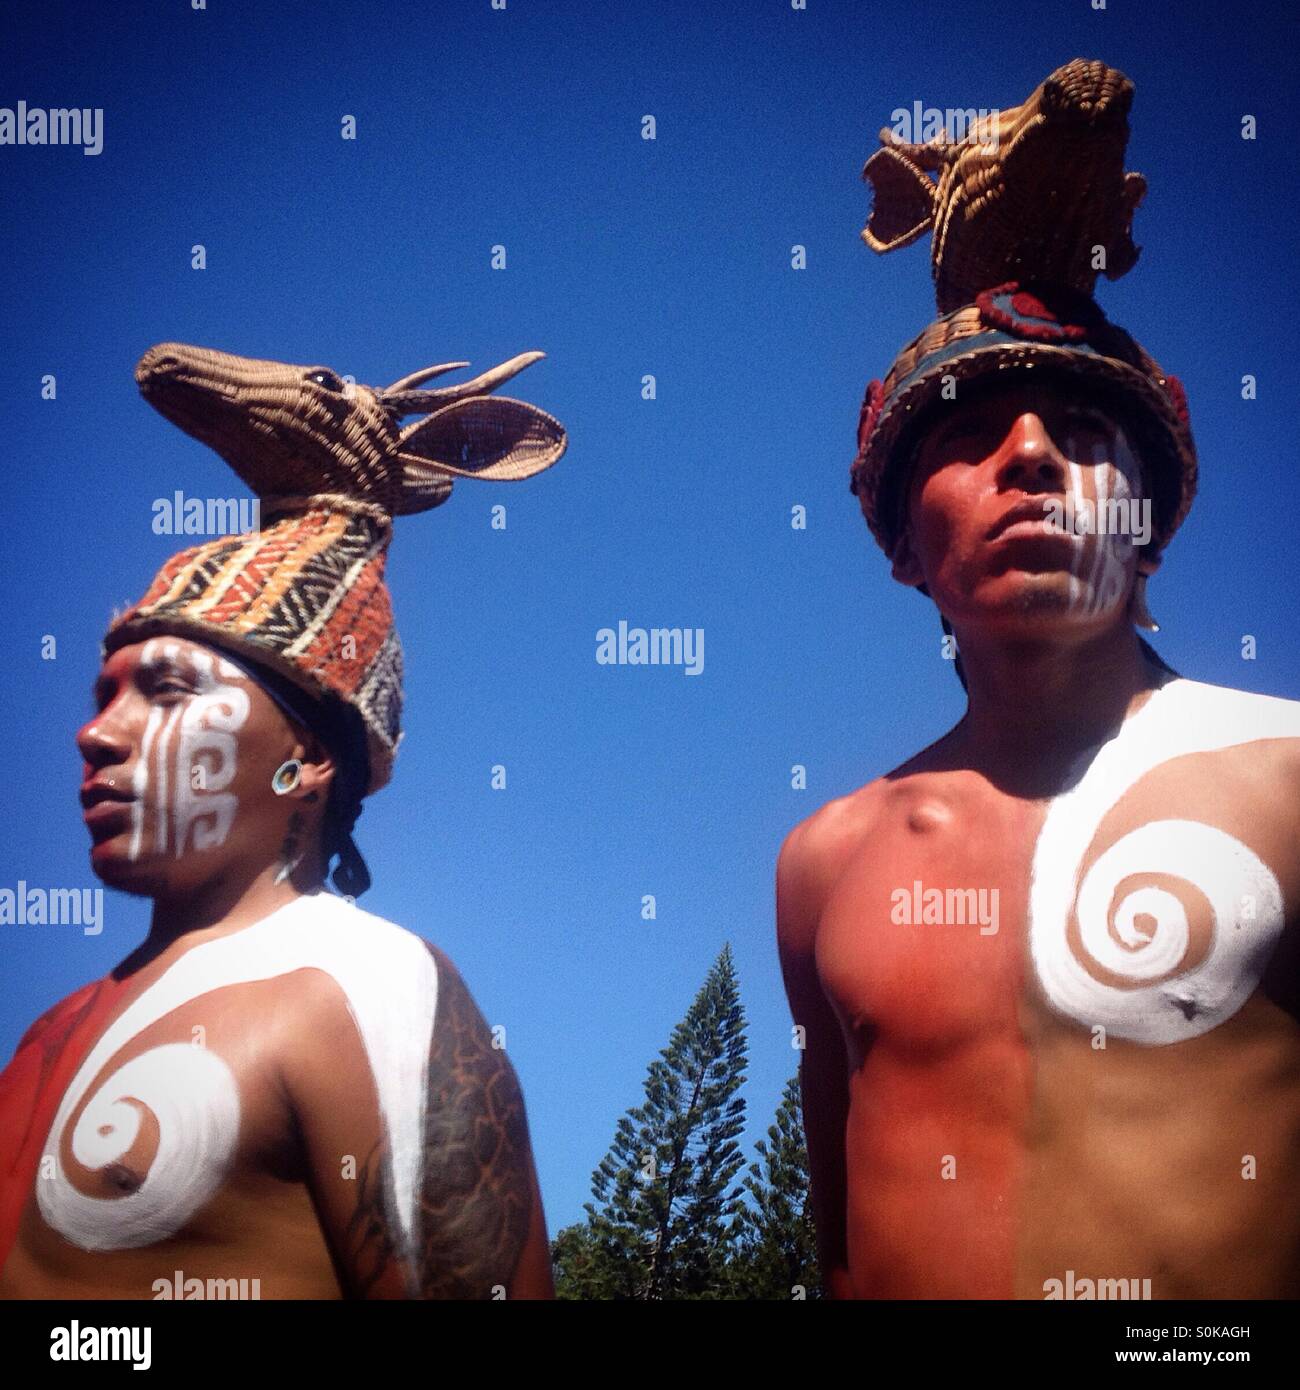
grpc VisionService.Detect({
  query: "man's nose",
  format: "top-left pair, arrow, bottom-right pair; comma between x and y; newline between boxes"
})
76,708 -> 132,770
994,412 -> 1068,491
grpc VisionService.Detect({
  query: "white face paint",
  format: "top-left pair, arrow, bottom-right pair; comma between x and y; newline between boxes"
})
1029,680 -> 1300,1044
126,640 -> 251,862
38,895 -> 439,1255
1055,425 -> 1143,617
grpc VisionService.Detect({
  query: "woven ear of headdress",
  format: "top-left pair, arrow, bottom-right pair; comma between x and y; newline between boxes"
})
862,58 -> 1148,313
393,394 -> 567,515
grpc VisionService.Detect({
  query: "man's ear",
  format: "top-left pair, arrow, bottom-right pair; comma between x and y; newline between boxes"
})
1128,548 -> 1163,632
890,525 -> 927,588
285,732 -> 336,805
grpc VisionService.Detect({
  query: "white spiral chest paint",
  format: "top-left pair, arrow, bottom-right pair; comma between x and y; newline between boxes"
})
39,894 -> 439,1253
1029,679 -> 1300,1045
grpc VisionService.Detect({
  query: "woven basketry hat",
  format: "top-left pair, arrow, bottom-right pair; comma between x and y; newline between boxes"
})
849,58 -> 1196,559
105,342 -> 567,795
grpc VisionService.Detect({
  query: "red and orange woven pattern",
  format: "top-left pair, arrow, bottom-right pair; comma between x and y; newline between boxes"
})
106,498 -> 401,792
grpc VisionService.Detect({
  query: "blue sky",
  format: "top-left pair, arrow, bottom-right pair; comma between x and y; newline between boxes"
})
2,0 -> 1297,1235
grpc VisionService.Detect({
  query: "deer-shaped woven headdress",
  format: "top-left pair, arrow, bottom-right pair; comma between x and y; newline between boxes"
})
849,58 -> 1197,559
105,342 -> 567,796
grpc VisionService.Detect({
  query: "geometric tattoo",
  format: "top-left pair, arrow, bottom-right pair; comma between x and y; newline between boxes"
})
412,944 -> 533,1298
343,1140 -> 399,1297
344,943 -> 533,1298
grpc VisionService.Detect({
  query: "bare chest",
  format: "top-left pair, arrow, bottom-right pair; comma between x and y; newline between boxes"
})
817,783 -> 1041,1056
25,974 -> 304,1261
817,684 -> 1300,1057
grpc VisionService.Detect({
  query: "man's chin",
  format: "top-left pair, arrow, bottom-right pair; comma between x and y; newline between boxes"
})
88,842 -> 170,897
960,572 -> 1126,632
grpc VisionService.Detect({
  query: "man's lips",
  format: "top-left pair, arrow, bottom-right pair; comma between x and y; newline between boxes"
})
83,804 -> 133,847
986,498 -> 1077,543
80,782 -> 134,810
81,783 -> 134,839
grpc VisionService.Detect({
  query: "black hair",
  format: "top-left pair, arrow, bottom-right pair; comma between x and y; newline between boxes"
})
220,652 -> 373,897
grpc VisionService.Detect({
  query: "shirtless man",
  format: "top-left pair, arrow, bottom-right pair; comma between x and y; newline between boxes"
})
0,339 -> 564,1298
778,286 -> 1300,1299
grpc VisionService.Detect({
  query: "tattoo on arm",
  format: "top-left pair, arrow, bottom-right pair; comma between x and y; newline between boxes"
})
341,946 -> 534,1298
414,945 -> 533,1298
342,1140 -> 399,1298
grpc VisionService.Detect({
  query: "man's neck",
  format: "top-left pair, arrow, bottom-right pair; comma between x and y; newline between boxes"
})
120,855 -> 327,978
948,618 -> 1170,790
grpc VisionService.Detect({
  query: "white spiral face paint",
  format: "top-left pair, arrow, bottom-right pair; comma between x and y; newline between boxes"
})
1029,680 -> 1300,1044
38,895 -> 439,1255
126,641 -> 251,862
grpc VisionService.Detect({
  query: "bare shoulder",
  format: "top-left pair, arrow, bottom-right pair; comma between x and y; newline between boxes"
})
389,943 -> 535,1298
1166,677 -> 1300,780
781,782 -> 886,875
776,721 -> 967,957
269,895 -> 442,1034
332,914 -> 536,1297
272,898 -> 537,1297
10,979 -> 104,1059
419,938 -> 510,1078
778,731 -> 961,891
777,778 -> 894,956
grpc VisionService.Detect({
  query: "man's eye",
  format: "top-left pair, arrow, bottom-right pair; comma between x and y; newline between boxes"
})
939,424 -> 993,452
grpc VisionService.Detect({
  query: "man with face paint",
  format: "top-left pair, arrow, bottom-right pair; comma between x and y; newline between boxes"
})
778,275 -> 1300,1291
0,341 -> 565,1298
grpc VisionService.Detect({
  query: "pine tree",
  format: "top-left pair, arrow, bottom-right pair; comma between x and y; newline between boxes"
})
725,1073 -> 822,1299
554,945 -> 749,1299
551,1220 -> 623,1300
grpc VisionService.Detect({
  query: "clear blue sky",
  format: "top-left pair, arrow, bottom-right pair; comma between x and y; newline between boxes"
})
2,0 -> 1297,1235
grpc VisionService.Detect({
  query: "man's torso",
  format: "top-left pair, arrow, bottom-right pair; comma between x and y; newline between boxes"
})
799,677 -> 1300,1299
0,893 -> 439,1299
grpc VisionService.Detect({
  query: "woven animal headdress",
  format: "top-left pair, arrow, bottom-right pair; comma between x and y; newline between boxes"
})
850,58 -> 1196,559
104,342 -> 567,794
